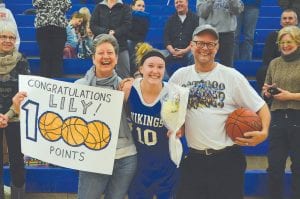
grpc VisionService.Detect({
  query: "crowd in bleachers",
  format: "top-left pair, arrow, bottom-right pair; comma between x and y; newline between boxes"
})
1,0 -> 300,198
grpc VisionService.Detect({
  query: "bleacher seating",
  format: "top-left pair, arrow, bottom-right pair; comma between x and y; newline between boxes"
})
9,0 -> 282,59
28,58 -> 92,75
2,0 -> 291,197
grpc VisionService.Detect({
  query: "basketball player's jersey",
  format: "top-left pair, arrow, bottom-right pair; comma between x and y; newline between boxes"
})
127,80 -> 171,165
127,79 -> 179,199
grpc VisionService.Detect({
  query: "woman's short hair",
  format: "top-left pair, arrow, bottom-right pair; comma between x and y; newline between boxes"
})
92,34 -> 119,55
0,21 -> 17,37
277,25 -> 300,45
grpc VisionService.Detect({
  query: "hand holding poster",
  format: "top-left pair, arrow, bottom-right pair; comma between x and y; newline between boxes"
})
19,75 -> 124,175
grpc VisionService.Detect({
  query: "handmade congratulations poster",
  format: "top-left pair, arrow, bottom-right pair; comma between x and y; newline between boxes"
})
19,75 -> 124,175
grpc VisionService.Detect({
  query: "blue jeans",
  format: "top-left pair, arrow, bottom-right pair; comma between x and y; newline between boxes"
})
234,5 -> 260,60
267,110 -> 300,199
77,154 -> 137,199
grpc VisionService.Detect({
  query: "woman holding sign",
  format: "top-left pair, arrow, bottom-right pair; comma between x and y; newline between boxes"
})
75,34 -> 137,199
120,43 -> 187,199
0,21 -> 30,198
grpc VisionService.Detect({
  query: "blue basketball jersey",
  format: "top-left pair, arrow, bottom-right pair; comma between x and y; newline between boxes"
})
127,80 -> 172,165
127,79 -> 179,199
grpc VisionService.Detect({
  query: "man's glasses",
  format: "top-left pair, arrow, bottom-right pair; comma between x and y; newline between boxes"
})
0,35 -> 16,41
192,40 -> 217,49
282,17 -> 295,20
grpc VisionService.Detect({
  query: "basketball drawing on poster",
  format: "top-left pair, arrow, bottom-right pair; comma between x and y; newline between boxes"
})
19,75 -> 124,175
39,112 -> 111,150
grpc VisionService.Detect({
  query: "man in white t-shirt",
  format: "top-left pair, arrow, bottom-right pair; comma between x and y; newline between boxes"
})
169,24 -> 271,199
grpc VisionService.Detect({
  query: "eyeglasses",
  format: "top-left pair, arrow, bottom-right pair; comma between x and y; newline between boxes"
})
282,17 -> 296,20
0,35 -> 16,41
192,40 -> 217,49
277,40 -> 296,46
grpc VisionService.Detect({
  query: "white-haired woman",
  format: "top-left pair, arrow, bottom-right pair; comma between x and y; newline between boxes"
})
0,21 -> 30,199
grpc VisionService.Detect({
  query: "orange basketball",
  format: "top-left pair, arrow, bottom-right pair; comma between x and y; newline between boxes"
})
225,108 -> 262,141
85,121 -> 111,150
39,112 -> 63,141
61,117 -> 89,146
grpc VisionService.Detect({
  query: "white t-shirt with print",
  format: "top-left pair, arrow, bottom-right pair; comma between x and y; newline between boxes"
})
169,63 -> 265,150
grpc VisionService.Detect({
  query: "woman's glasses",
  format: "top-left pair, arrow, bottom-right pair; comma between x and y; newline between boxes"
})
277,40 -> 296,46
0,35 -> 16,41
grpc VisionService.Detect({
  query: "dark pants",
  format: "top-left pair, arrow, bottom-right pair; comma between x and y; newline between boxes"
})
176,145 -> 246,199
267,109 -> 300,199
217,32 -> 235,67
0,122 -> 25,187
165,52 -> 194,77
36,26 -> 67,78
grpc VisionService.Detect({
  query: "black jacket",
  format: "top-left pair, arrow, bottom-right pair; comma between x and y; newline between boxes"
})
164,11 -> 199,49
90,2 -> 132,52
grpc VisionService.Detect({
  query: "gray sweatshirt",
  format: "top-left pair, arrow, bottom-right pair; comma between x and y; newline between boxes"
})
196,0 -> 244,33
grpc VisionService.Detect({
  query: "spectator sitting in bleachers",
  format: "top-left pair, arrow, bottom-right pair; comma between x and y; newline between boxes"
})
196,0 -> 244,67
127,0 -> 150,76
256,9 -> 298,92
162,0 -> 199,77
90,0 -> 132,78
64,12 -> 85,58
0,2 -> 20,50
234,0 -> 261,61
